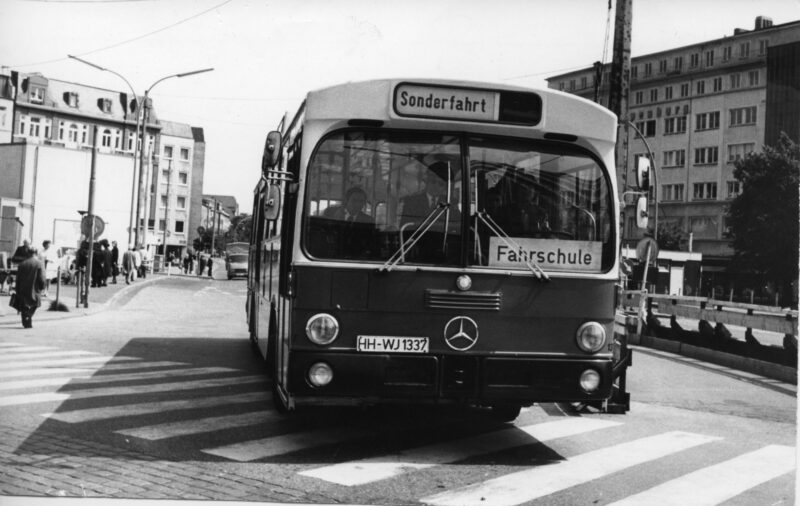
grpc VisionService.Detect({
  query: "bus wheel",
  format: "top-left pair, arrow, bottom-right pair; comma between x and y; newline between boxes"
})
491,404 -> 521,422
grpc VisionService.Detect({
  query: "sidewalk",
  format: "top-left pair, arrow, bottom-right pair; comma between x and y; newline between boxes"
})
0,273 -> 175,327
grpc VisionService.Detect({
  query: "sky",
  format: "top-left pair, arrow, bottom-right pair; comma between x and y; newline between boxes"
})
1,0 -> 798,213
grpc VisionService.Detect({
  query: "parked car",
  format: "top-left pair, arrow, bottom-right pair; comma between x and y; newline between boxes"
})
225,242 -> 249,280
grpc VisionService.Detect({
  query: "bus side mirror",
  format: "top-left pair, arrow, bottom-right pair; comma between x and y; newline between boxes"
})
636,195 -> 649,229
636,157 -> 651,190
262,131 -> 282,174
264,184 -> 282,221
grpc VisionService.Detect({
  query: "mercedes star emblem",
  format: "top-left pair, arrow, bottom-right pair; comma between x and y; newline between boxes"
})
443,316 -> 479,351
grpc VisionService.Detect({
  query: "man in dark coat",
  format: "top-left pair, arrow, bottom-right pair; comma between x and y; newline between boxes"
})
91,242 -> 105,287
110,241 -> 120,284
13,247 -> 46,329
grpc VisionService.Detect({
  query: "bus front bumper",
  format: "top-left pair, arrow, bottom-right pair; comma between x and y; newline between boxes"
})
286,352 -> 614,405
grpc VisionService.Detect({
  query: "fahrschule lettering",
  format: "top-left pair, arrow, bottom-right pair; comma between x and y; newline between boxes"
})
495,244 -> 594,266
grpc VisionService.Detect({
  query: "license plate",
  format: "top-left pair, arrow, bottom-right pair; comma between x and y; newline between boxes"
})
357,335 -> 429,353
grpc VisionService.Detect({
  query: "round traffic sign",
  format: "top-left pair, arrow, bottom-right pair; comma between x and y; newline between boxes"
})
635,236 -> 659,263
81,215 -> 105,239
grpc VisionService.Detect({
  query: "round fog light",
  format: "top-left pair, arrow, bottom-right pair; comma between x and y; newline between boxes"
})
580,369 -> 600,393
308,362 -> 333,387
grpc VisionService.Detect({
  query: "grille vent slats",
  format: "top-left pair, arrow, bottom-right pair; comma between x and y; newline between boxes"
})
425,289 -> 501,311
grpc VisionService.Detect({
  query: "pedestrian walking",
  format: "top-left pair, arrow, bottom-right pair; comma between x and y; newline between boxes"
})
40,240 -> 60,296
132,246 -> 142,280
100,239 -> 112,286
90,241 -> 106,287
121,245 -> 135,284
198,254 -> 207,276
137,246 -> 147,279
110,241 -> 120,284
207,256 -> 213,277
10,246 -> 46,329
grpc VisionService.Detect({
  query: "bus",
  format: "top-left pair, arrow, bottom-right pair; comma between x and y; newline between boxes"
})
247,79 -> 631,420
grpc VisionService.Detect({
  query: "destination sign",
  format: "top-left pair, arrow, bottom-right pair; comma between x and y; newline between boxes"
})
488,238 -> 602,272
394,84 -> 498,122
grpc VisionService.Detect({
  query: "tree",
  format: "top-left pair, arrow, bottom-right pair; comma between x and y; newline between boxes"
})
656,221 -> 685,251
726,133 -> 799,305
224,214 -> 252,244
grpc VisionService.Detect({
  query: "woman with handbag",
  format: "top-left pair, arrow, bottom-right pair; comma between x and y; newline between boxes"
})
11,246 -> 46,329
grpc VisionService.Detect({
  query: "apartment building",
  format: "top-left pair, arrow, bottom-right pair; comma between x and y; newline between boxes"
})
0,67 -> 206,261
547,16 -> 800,289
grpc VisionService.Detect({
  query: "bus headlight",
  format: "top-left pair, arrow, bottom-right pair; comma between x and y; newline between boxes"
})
580,369 -> 601,393
576,321 -> 606,353
305,313 -> 339,345
308,362 -> 333,387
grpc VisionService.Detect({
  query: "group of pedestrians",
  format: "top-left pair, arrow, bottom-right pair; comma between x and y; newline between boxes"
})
179,250 -> 214,277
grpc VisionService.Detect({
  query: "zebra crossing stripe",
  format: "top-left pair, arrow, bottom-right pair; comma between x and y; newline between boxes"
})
42,392 -> 267,423
0,366 -> 240,391
0,375 -> 264,407
607,445 -> 796,506
0,368 -> 96,379
0,361 -> 189,379
0,346 -> 56,353
0,356 -> 140,370
0,350 -> 99,362
115,410 -> 273,440
420,431 -> 720,506
0,342 -> 25,347
301,418 -> 622,486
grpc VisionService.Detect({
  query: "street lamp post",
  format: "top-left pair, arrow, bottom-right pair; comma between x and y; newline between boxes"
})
67,55 -> 141,248
135,68 -> 214,254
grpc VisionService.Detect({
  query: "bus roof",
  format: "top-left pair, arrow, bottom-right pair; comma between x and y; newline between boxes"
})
302,79 -> 618,144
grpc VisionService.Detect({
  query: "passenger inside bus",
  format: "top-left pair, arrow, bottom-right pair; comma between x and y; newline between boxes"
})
322,187 -> 372,224
309,186 -> 377,259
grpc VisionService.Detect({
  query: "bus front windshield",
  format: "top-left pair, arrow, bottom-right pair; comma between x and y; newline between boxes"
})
303,130 -> 614,273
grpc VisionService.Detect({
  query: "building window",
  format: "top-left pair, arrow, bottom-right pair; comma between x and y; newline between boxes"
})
644,62 -> 652,77
30,87 -> 44,104
178,172 -> 188,185
722,46 -> 732,61
160,194 -> 168,207
649,88 -> 658,102
694,146 -> 719,165
680,83 -> 690,97
673,56 -> 683,70
659,59 -> 667,73
161,170 -> 170,183
177,196 -> 186,209
159,219 -> 166,232
726,181 -> 741,199
580,76 -> 587,89
690,53 -> 699,67
712,77 -> 723,92
740,41 -> 750,58
730,73 -> 741,89
180,147 -> 190,161
101,128 -> 112,147
689,215 -> 719,238
663,149 -> 686,167
696,80 -> 705,95
758,40 -> 768,55
727,142 -> 755,162
175,220 -> 185,233
631,66 -> 638,79
663,116 -> 686,135
662,183 -> 685,202
730,106 -> 757,126
695,111 -> 720,131
99,98 -> 113,113
163,145 -> 173,159
68,123 -> 79,142
664,86 -> 673,100
692,182 -> 718,201
704,50 -> 714,66
634,91 -> 643,105
65,92 -> 79,108
635,119 -> 656,137
558,82 -> 565,91
748,70 -> 759,86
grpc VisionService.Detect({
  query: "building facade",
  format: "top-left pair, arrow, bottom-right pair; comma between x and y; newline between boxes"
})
0,67 -> 206,262
547,16 -> 800,292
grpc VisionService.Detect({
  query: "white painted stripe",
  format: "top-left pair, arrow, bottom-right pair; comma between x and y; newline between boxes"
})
608,445 -> 796,506
0,375 -> 264,407
116,410 -> 272,440
0,392 -> 71,407
0,342 -> 25,347
420,431 -> 720,506
0,361 -> 188,379
0,356 -> 139,369
203,414 -> 459,462
0,350 -> 98,361
0,346 -> 56,353
302,418 -> 621,486
42,392 -> 267,422
0,366 -> 240,391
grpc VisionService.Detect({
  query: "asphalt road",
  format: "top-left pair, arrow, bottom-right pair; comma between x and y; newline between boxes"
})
0,276 -> 796,505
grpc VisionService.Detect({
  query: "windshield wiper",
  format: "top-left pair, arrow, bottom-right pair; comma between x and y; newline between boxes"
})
379,202 -> 450,272
475,211 -> 550,282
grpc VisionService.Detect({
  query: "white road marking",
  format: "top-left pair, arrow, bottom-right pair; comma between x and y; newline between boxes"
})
115,410 -> 273,440
0,366 -> 240,391
0,350 -> 99,362
608,445 -> 796,506
0,356 -> 140,370
420,431 -> 720,506
0,345 -> 56,353
0,375 -> 264,407
302,418 -> 622,486
0,361 -> 189,379
42,392 -> 267,422
0,342 -> 25,347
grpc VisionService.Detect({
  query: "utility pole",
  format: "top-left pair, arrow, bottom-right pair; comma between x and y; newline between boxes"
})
162,159 -> 172,267
608,0 -> 632,193
84,126 -> 99,308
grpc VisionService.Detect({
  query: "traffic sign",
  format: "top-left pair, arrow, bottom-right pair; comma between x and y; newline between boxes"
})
635,236 -> 658,263
81,215 -> 105,239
